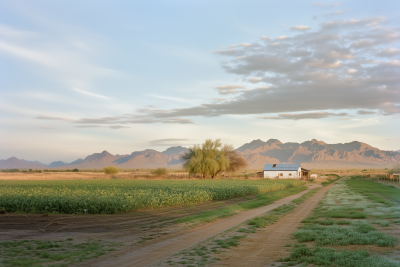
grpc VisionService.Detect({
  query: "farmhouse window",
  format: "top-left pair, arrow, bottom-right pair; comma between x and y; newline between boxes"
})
289,173 -> 292,176
279,173 -> 283,176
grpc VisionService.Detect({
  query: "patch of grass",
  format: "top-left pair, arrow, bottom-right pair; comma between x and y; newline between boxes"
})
248,215 -> 279,228
215,235 -> 245,248
347,179 -> 400,205
279,246 -> 399,267
321,175 -> 341,187
175,186 -> 307,224
292,188 -> 320,205
295,220 -> 397,247
0,239 -> 116,267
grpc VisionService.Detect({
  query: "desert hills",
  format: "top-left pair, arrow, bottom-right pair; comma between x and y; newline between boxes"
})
1,140 -> 399,170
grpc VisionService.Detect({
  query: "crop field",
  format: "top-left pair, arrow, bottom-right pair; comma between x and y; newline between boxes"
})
0,179 -> 304,214
278,179 -> 400,266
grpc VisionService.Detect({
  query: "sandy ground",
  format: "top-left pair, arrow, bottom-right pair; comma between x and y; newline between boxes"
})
211,183 -> 333,267
68,184 -> 321,267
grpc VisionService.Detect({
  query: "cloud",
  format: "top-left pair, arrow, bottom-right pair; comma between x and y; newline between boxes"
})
248,77 -> 262,83
277,35 -> 288,40
357,110 -> 376,115
36,115 -> 75,122
215,85 -> 244,95
73,87 -> 111,100
290,25 -> 311,31
74,125 -> 130,129
347,69 -> 358,74
36,113 -> 195,127
377,48 -> 400,57
216,85 -> 244,89
131,15 -> 400,122
148,138 -> 192,146
256,112 -> 349,120
39,126 -> 56,129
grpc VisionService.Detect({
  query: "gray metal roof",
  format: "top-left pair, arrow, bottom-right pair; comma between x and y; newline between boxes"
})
263,164 -> 300,171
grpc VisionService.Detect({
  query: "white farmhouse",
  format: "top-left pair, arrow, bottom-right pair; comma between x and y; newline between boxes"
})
263,164 -> 309,179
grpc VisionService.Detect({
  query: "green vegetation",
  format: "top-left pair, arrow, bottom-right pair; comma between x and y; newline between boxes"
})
0,179 -> 304,214
0,239 -> 119,267
292,188 -> 320,205
174,185 -> 306,224
151,167 -> 169,176
164,186 -> 318,267
279,245 -> 399,267
347,178 -> 400,204
279,180 -> 400,267
103,166 -> 119,175
321,174 -> 341,186
181,139 -> 247,178
388,163 -> 400,174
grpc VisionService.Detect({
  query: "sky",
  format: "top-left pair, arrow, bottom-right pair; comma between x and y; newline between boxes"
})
0,0 -> 399,164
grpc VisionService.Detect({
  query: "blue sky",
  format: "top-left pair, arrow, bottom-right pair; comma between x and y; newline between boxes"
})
0,0 -> 399,163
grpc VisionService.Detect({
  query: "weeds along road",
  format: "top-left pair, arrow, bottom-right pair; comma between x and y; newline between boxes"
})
211,182 -> 336,267
84,183 -> 322,267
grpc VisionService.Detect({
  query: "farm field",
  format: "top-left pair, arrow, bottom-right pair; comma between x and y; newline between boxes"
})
0,179 -> 304,214
3,177 -> 399,267
0,181 -> 312,267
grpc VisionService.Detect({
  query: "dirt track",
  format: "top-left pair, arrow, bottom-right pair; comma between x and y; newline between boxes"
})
74,184 -> 321,267
212,183 -> 334,267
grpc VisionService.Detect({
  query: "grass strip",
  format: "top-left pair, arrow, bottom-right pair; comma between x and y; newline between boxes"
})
347,178 -> 400,205
279,245 -> 399,267
292,187 -> 320,205
0,239 -> 120,267
174,185 -> 307,224
321,174 -> 341,186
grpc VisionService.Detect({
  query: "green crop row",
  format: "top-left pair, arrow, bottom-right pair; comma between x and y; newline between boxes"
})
0,179 -> 304,214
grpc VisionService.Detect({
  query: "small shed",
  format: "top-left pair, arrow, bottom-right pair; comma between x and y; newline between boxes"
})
263,164 -> 301,179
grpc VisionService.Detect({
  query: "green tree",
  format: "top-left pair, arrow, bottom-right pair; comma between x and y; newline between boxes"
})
103,166 -> 119,174
151,167 -> 169,176
181,139 -> 230,179
388,163 -> 400,174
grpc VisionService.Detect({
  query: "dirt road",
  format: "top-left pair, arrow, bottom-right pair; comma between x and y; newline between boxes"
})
211,183 -> 334,267
78,184 -> 321,267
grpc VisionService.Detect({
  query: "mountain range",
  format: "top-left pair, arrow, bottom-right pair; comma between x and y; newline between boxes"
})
1,140 -> 399,170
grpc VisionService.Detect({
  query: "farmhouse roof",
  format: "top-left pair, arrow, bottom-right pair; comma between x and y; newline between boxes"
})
263,164 -> 300,171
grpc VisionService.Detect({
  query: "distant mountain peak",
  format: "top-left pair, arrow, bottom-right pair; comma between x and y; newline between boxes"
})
266,139 -> 282,145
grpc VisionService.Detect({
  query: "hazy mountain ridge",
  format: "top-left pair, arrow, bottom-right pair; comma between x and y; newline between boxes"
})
1,141 -> 398,170
238,139 -> 400,169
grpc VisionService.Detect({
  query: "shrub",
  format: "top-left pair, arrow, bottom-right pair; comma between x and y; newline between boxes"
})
103,166 -> 119,175
72,168 -> 79,172
151,167 -> 169,176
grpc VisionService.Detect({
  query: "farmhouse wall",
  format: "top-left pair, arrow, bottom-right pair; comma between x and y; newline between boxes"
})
264,168 -> 301,179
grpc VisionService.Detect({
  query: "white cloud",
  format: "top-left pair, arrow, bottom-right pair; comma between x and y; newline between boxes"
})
72,87 -> 112,100
277,35 -> 288,40
216,85 -> 244,89
347,69 -> 358,74
248,77 -> 262,83
290,25 -> 311,31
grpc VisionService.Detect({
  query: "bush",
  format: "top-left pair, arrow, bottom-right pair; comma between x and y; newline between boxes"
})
72,168 -> 79,172
103,166 -> 119,175
151,167 -> 169,176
